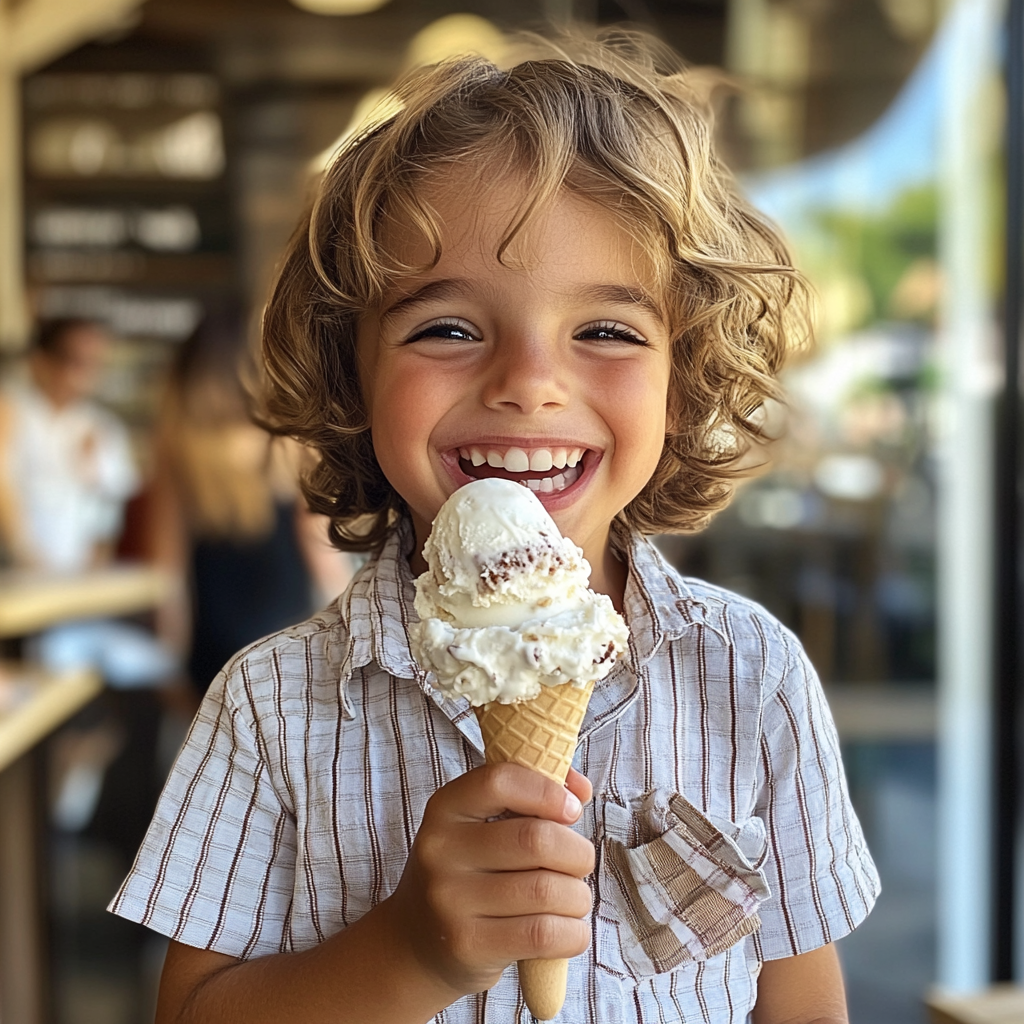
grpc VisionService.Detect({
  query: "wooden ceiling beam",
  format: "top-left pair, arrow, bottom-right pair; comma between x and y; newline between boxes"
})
6,0 -> 145,74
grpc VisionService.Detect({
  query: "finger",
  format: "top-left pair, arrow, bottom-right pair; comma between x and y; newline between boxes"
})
472,913 -> 592,963
460,816 -> 595,877
414,815 -> 595,881
433,763 -> 585,825
564,768 -> 592,815
469,870 -> 593,921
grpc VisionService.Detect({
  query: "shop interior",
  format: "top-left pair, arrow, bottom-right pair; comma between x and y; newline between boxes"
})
0,0 -> 1014,1022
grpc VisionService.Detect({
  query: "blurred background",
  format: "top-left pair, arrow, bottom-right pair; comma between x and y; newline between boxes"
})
0,0 -> 1014,1022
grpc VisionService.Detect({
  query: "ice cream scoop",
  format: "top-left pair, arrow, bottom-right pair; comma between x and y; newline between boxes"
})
410,477 -> 629,1019
411,477 -> 627,707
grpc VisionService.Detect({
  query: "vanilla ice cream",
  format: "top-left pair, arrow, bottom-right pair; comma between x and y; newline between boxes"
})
410,478 -> 629,706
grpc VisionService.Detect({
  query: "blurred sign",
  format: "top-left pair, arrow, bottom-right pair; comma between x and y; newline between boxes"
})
38,287 -> 203,341
32,206 -> 201,251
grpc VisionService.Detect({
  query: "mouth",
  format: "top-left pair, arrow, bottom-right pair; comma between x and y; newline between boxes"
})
451,444 -> 592,495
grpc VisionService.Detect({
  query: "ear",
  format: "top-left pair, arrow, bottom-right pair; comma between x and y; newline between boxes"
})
749,397 -> 789,441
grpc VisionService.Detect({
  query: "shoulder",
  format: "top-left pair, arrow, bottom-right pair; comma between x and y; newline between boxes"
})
0,382 -> 39,447
680,574 -> 799,652
0,380 -> 30,421
639,534 -> 801,648
634,535 -> 806,694
215,602 -> 353,730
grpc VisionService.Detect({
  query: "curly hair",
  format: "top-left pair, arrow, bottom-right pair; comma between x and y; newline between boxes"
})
258,28 -> 810,552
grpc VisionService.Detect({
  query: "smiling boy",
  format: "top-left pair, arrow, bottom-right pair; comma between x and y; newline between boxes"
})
111,37 -> 878,1024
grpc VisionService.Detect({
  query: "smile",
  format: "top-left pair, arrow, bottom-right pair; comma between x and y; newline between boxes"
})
456,444 -> 588,493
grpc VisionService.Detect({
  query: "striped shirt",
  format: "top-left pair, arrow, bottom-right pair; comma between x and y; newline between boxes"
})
110,522 -> 879,1023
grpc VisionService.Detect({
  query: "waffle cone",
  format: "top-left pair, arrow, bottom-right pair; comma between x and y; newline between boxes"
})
473,679 -> 595,785
473,680 -> 594,1019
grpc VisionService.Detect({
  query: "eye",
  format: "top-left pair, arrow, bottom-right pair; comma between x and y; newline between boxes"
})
405,318 -> 481,343
575,320 -> 649,346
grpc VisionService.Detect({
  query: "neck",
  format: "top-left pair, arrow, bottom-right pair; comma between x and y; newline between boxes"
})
582,526 -> 627,614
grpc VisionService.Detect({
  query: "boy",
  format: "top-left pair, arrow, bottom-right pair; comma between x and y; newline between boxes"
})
112,35 -> 878,1023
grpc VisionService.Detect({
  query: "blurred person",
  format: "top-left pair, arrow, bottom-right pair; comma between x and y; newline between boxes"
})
0,317 -> 137,571
0,318 -> 176,853
0,318 -> 176,689
149,307 -> 355,696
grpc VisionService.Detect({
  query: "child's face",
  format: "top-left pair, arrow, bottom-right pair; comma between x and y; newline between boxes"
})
357,172 -> 673,574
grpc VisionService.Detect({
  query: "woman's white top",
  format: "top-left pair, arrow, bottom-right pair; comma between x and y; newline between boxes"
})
3,381 -> 138,571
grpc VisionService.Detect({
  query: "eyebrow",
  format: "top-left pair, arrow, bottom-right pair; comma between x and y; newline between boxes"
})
379,279 -> 666,325
380,279 -> 471,324
578,284 -> 666,325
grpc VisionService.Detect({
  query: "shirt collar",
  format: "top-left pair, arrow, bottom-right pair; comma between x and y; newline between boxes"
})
616,525 -> 730,657
578,526 -> 729,733
337,519 -> 483,744
336,518 -> 727,749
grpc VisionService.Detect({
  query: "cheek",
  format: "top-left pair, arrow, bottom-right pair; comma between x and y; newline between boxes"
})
370,377 -> 418,451
603,367 -> 669,435
614,367 -> 671,481
366,357 -> 449,454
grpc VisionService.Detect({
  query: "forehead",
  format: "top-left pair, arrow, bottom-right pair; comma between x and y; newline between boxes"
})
378,166 -> 667,296
64,324 -> 109,347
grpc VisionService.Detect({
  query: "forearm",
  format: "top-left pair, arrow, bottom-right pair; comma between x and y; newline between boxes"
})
0,444 -> 33,565
753,1007 -> 846,1024
0,483 -> 34,565
751,944 -> 848,1024
757,1018 -> 845,1024
159,899 -> 465,1024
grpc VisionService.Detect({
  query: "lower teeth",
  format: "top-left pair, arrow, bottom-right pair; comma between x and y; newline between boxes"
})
525,466 -> 579,493
458,458 -> 583,492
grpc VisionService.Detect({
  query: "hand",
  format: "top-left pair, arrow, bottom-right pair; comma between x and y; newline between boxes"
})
383,764 -> 595,997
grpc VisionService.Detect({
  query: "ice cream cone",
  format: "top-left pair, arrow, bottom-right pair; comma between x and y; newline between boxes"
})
412,482 -> 627,1019
473,679 -> 594,1019
517,959 -> 569,1021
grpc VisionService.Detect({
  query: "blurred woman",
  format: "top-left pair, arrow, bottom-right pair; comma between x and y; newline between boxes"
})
151,307 -> 354,695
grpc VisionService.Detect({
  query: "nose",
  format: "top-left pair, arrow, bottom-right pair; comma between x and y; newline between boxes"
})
481,333 -> 570,415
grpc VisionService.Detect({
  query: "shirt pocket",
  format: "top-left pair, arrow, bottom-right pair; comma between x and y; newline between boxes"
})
594,788 -> 771,980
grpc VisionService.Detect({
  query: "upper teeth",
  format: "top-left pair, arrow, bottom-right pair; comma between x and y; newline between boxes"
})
458,446 -> 584,471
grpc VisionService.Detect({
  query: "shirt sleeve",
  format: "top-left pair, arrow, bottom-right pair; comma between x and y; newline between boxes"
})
108,665 -> 298,959
752,629 -> 880,960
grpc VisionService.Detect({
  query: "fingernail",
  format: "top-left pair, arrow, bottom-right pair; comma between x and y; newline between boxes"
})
564,790 -> 582,819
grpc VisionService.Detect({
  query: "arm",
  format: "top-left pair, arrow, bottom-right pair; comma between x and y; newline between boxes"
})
752,943 -> 848,1024
156,765 -> 594,1024
157,909 -> 462,1024
0,396 -> 35,566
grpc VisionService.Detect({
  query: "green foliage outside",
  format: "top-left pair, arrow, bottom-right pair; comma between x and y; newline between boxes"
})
810,184 -> 938,327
